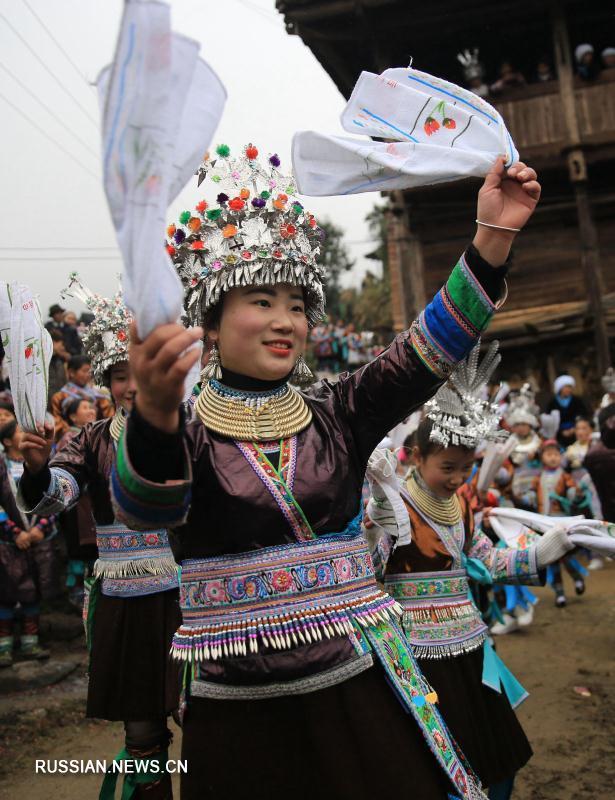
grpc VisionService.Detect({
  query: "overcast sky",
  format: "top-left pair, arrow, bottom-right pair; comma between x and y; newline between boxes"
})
0,0 -> 378,317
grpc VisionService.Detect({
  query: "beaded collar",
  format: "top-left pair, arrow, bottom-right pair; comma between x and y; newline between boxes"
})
405,469 -> 462,526
195,379 -> 312,441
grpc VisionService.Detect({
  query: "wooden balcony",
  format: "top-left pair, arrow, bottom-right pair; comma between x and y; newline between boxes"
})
492,71 -> 615,164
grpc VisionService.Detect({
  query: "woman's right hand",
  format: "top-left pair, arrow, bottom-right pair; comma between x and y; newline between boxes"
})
129,322 -> 203,433
15,530 -> 31,550
20,422 -> 54,475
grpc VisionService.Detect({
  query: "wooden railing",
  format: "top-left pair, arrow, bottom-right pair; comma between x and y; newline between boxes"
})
492,71 -> 615,158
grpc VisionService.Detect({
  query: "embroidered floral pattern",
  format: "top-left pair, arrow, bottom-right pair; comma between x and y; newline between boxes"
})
101,572 -> 179,598
365,621 -> 484,799
468,530 -> 539,584
23,467 -> 80,517
386,571 -> 488,659
93,524 -> 179,593
172,533 -> 402,661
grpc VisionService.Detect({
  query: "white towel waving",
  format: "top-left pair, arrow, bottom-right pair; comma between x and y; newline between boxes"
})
0,283 -> 52,432
293,67 -> 518,196
98,0 -> 226,338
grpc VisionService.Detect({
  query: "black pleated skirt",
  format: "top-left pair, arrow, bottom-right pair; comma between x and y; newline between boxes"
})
419,647 -> 532,788
86,588 -> 181,721
180,663 -> 455,800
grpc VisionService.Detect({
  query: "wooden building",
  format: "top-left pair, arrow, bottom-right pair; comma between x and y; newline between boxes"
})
277,0 -> 615,398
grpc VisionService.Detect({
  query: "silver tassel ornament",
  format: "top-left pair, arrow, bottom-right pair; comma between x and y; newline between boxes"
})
200,342 -> 222,382
291,354 -> 314,386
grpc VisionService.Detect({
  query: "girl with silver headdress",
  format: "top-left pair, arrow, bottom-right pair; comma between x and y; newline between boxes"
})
108,140 -> 541,800
18,278 -> 181,799
365,342 -> 578,799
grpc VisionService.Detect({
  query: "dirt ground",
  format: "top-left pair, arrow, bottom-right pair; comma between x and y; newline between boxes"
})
0,563 -> 613,799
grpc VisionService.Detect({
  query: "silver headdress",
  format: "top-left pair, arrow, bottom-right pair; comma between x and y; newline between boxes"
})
425,340 -> 508,448
61,273 -> 131,386
504,383 -> 540,428
166,143 -> 326,329
457,48 -> 485,82
602,367 -> 615,394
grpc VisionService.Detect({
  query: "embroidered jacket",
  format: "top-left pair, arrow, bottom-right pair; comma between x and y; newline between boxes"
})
379,495 -> 541,661
384,498 -> 541,585
19,418 -> 116,523
107,248 -> 505,693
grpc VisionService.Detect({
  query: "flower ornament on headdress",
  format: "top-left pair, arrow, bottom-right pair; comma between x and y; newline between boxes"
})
61,273 -> 131,386
425,341 -> 508,448
167,144 -> 326,328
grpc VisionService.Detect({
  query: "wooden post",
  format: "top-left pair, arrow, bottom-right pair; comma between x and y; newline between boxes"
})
386,200 -> 409,332
386,191 -> 427,331
551,0 -> 611,373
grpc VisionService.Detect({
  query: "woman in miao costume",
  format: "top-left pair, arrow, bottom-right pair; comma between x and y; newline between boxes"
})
19,280 -> 181,800
108,141 -> 541,800
366,344 -> 576,800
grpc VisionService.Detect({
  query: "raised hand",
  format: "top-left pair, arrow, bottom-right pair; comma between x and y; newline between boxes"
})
478,157 -> 541,231
129,321 -> 203,433
473,157 -> 541,266
28,526 -> 45,543
20,422 -> 54,475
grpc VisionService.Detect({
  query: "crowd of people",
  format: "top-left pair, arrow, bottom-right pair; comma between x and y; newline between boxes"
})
458,43 -> 615,99
309,322 -> 385,373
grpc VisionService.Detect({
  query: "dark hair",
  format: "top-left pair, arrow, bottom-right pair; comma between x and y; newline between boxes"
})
541,441 -> 561,454
62,397 -> 91,423
49,329 -> 64,342
0,418 -> 17,444
597,403 -> 615,430
416,417 -> 475,457
575,415 -> 594,428
0,400 -> 14,413
201,295 -> 224,335
67,354 -> 91,372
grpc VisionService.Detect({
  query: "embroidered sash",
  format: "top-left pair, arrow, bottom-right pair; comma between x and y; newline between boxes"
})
363,621 -> 485,799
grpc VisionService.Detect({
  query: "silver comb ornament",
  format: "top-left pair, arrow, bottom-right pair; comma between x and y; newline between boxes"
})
426,340 -> 509,448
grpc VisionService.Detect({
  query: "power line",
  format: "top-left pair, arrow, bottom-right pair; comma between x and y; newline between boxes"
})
0,12 -> 98,126
20,0 -> 94,89
0,90 -> 100,181
0,256 -> 121,261
0,246 -> 118,251
233,0 -> 282,28
0,62 -> 99,158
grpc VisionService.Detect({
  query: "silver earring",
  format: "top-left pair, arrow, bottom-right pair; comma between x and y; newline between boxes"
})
200,342 -> 222,383
291,354 -> 314,386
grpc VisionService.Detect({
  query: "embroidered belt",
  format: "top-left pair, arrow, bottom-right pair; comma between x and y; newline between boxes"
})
94,524 -> 179,598
385,569 -> 487,659
172,533 -> 402,662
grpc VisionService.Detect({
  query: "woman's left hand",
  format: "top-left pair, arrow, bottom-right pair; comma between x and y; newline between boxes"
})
477,157 -> 541,232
